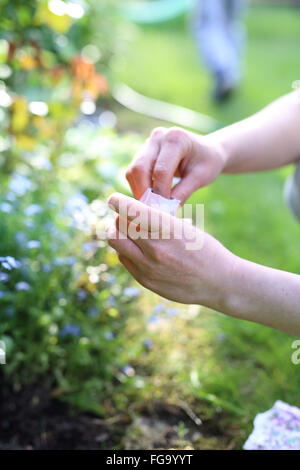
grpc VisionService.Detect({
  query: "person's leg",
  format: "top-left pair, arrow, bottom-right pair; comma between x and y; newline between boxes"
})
194,0 -> 244,101
226,0 -> 247,82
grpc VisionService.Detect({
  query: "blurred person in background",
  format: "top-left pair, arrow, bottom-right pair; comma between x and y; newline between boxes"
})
194,0 -> 247,102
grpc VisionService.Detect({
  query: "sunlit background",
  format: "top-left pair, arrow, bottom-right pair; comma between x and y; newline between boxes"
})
0,0 -> 300,450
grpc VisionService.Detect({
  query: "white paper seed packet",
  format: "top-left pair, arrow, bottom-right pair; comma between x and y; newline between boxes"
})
140,188 -> 180,216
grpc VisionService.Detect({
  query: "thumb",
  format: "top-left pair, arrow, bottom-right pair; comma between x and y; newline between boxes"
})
171,173 -> 203,203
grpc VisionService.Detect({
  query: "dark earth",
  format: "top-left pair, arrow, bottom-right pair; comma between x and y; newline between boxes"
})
0,374 -> 239,450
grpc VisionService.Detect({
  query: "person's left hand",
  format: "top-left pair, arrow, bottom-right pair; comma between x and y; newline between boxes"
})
107,193 -> 235,310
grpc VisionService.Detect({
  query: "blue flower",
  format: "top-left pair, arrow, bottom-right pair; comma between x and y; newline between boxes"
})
15,282 -> 30,291
104,331 -> 114,341
42,264 -> 52,273
148,315 -> 159,324
122,365 -> 135,377
65,193 -> 88,214
53,256 -> 76,266
106,275 -> 116,286
153,304 -> 165,315
15,231 -> 27,244
123,286 -> 140,297
24,204 -> 42,216
0,272 -> 9,282
166,308 -> 179,318
9,173 -> 33,196
87,306 -> 100,317
59,324 -> 81,337
106,295 -> 117,307
0,202 -> 12,213
77,289 -> 87,301
27,240 -> 41,249
143,339 -> 154,350
0,256 -> 21,270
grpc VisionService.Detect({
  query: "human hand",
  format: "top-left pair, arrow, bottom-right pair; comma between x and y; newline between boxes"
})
107,193 -> 235,310
125,127 -> 226,204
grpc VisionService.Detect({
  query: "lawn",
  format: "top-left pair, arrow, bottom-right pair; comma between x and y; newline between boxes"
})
110,3 -> 300,449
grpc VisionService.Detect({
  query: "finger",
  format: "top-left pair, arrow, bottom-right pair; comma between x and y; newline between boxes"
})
170,172 -> 201,203
106,224 -> 145,263
116,214 -> 157,255
126,128 -> 165,199
152,129 -> 191,198
108,192 -> 173,234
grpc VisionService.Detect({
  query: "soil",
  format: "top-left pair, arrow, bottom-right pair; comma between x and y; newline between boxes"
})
0,378 -> 122,450
0,377 -> 239,450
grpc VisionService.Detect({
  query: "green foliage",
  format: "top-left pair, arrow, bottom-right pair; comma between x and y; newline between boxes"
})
0,0 -> 115,165
0,124 -> 143,413
0,0 -> 145,414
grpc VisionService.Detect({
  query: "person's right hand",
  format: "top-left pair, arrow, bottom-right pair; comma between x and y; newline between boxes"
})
126,126 -> 226,203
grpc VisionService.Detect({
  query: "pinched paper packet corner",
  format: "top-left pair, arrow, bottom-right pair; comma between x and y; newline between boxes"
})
243,400 -> 300,450
140,188 -> 181,216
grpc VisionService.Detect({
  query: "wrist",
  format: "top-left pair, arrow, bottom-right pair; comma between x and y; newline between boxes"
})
197,238 -> 241,314
203,131 -> 235,173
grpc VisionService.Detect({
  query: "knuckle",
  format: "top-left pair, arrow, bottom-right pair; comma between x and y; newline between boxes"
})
130,161 -> 144,176
150,127 -> 166,140
165,127 -> 191,150
125,167 -> 132,180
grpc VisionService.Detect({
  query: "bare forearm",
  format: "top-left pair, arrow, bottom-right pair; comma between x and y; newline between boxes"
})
221,255 -> 300,336
206,92 -> 300,173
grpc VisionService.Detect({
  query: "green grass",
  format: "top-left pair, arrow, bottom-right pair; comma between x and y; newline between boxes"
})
111,4 -> 300,448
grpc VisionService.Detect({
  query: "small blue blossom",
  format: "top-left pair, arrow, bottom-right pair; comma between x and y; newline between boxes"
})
153,304 -> 165,315
106,295 -> 117,307
0,202 -> 12,213
0,256 -> 21,270
0,291 -> 6,299
82,242 -> 98,252
106,275 -> 116,286
24,204 -> 42,216
143,339 -> 154,350
65,193 -> 88,214
148,315 -> 159,324
5,192 -> 16,202
77,289 -> 87,301
87,306 -> 100,317
24,220 -> 35,230
9,173 -> 33,196
123,286 -> 140,298
27,240 -> 41,249
15,231 -> 27,245
104,331 -> 114,341
42,264 -> 52,273
166,308 -> 179,318
0,272 -> 9,282
59,324 -> 81,337
15,282 -> 30,291
122,365 -> 135,377
53,256 -> 76,266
